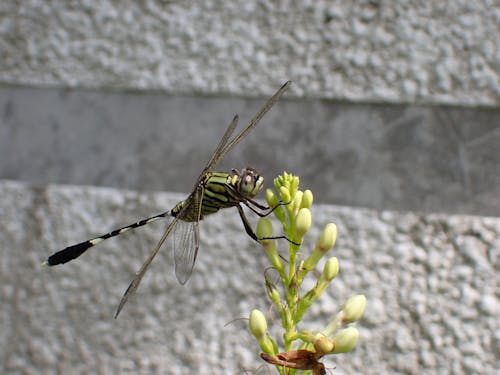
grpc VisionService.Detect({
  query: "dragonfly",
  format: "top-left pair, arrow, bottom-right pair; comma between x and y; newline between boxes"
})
44,81 -> 291,318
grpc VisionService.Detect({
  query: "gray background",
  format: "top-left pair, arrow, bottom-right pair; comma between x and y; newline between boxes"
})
0,1 -> 499,375
1,85 -> 500,216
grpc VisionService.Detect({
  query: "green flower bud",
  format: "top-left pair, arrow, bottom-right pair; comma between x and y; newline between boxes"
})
257,218 -> 284,274
279,186 -> 291,204
301,189 -> 313,209
297,225 -> 337,284
265,277 -> 281,305
331,327 -> 359,353
266,189 -> 287,224
295,208 -> 312,239
274,175 -> 283,191
265,188 -> 279,208
318,223 -> 337,253
249,309 -> 267,340
289,174 -> 300,197
275,173 -> 289,189
256,217 -> 274,240
293,190 -> 304,213
259,335 -> 276,355
321,257 -> 339,282
341,295 -> 366,323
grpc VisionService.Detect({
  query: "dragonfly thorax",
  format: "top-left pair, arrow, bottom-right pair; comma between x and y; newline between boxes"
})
170,168 -> 264,222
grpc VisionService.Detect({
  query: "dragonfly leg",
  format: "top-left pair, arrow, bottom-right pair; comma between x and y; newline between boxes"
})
223,181 -> 292,217
243,197 -> 292,217
236,204 -> 300,245
237,204 -> 259,241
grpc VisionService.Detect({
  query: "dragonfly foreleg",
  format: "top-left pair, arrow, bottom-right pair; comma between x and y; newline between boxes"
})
237,204 -> 259,241
236,204 -> 299,244
243,197 -> 291,218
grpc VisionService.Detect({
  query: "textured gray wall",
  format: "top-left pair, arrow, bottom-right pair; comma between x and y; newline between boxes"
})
1,0 -> 498,105
1,181 -> 498,374
1,1 -> 499,375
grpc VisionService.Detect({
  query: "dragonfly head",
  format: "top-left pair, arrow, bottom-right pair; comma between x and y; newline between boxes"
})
232,168 -> 264,198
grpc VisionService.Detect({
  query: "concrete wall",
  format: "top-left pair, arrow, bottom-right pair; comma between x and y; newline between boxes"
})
0,1 -> 499,374
1,86 -> 499,216
1,181 -> 498,375
1,1 -> 498,105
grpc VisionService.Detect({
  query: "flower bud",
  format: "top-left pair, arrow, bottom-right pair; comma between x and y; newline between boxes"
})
266,188 -> 279,208
321,257 -> 339,281
318,223 -> 337,253
249,309 -> 267,340
266,189 -> 286,223
301,189 -> 313,209
331,327 -> 359,353
341,295 -> 366,323
273,175 -> 283,191
279,186 -> 291,204
256,217 -> 274,240
290,174 -> 300,196
295,208 -> 312,239
265,277 -> 281,305
259,335 -> 277,355
292,190 -> 303,213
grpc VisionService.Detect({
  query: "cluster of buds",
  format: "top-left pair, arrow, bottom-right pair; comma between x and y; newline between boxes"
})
249,172 -> 366,374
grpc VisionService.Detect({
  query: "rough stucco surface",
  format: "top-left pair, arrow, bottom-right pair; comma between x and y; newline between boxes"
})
1,0 -> 499,106
1,180 -> 498,374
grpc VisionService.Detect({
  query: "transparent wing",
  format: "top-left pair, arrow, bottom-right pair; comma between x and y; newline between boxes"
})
194,115 -> 239,187
214,81 -> 291,167
115,214 -> 180,318
194,81 -> 291,184
173,186 -> 204,284
173,219 -> 200,285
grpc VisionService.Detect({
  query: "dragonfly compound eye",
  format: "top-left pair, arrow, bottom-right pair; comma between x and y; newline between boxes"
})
241,173 -> 264,197
236,169 -> 262,197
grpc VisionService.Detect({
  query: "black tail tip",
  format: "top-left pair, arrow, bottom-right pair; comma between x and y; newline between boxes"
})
42,257 -> 56,266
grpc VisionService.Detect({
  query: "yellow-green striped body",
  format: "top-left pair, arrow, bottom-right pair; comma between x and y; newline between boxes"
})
171,168 -> 263,222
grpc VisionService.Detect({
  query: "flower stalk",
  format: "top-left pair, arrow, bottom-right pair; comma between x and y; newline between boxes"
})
249,172 -> 366,374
